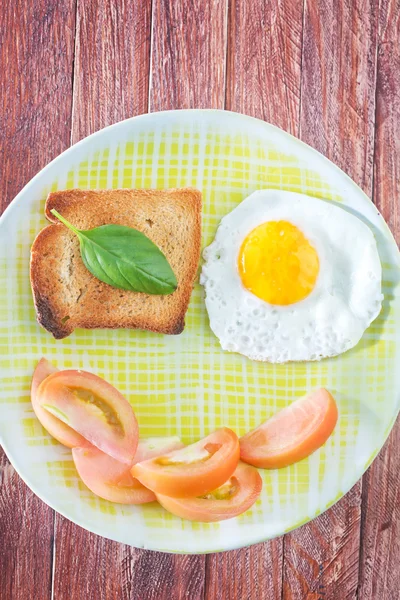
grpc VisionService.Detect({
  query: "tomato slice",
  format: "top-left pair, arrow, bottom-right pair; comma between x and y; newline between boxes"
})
36,370 -> 139,464
133,436 -> 185,463
240,388 -> 338,469
73,436 -> 184,504
31,358 -> 90,449
156,461 -> 262,522
131,428 -> 240,498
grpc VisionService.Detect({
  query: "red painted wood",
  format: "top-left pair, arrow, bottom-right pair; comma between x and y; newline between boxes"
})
357,1 -> 400,598
0,451 -> 54,600
282,1 -> 379,598
205,542 -> 284,600
299,0 -> 378,194
0,1 -> 76,599
150,0 -> 227,111
71,0 -> 152,143
226,0 -> 304,135
0,0 -> 76,210
53,520 -> 206,600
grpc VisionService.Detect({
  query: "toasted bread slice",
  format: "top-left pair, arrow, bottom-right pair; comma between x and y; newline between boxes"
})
30,188 -> 202,339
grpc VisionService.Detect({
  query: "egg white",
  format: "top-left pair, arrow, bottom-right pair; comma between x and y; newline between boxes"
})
200,190 -> 383,363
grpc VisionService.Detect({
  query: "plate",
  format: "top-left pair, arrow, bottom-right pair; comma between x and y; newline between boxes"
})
0,110 -> 399,554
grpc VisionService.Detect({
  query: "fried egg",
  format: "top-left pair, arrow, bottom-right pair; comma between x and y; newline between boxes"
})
200,190 -> 383,363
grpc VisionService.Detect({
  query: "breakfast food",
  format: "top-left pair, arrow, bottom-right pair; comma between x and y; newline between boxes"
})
201,190 -> 383,362
35,365 -> 139,464
239,388 -> 338,468
156,461 -> 262,522
30,359 -> 262,520
131,428 -> 240,497
73,437 -> 184,504
31,358 -> 91,448
30,360 -> 340,520
30,188 -> 202,339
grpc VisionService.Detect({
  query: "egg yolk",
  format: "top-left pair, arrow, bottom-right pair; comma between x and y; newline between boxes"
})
238,221 -> 319,305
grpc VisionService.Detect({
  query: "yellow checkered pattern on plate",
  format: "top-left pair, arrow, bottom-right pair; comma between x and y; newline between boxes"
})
0,112 -> 399,552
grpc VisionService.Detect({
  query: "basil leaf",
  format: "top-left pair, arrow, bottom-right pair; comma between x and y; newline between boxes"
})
51,209 -> 178,295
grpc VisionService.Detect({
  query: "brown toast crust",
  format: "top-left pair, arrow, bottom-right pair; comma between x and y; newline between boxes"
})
30,188 -> 202,339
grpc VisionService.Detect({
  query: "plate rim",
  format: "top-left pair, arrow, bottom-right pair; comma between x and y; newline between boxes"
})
1,108 -> 399,553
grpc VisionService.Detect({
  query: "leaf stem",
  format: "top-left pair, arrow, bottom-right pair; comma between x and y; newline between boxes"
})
51,208 -> 80,235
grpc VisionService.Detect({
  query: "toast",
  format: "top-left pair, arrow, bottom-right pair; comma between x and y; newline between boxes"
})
30,188 -> 202,339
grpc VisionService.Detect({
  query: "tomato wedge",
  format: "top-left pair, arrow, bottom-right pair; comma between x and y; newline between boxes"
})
133,436 -> 185,463
131,428 -> 240,498
31,358 -> 90,449
240,388 -> 338,469
156,462 -> 262,522
36,370 -> 138,464
73,436 -> 184,504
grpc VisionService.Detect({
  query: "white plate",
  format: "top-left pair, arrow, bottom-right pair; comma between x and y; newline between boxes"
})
0,110 -> 399,553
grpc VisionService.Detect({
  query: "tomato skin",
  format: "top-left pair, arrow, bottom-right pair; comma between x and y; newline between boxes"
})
240,388 -> 338,469
156,462 -> 262,522
36,369 -> 139,464
131,428 -> 240,498
73,437 -> 184,504
31,358 -> 90,449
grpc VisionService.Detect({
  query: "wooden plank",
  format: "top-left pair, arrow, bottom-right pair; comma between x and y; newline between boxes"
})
53,520 -> 131,600
283,486 -> 362,600
54,520 -> 205,600
150,0 -> 227,111
129,551 -> 205,600
53,520 -> 206,600
140,0 -> 228,596
282,1 -> 379,598
0,1 -> 76,598
71,0 -> 152,142
226,0 -> 304,135
357,1 -> 400,598
299,0 -> 378,194
0,450 -> 54,600
0,0 -> 76,210
206,2 -> 304,598
52,1 -> 204,598
357,426 -> 400,599
372,0 -> 400,236
51,1 -> 160,599
205,542 -> 284,600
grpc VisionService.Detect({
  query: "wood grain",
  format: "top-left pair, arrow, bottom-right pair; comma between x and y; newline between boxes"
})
150,0 -> 227,111
283,1 -> 379,598
210,2 -> 305,597
226,0 -> 304,134
283,486 -> 362,600
0,0 -> 76,211
357,2 -> 400,598
52,520 -> 130,600
299,0 -> 378,194
128,551 -> 205,600
0,450 -> 54,600
0,1 -> 76,599
71,0 -> 152,142
205,542 -> 283,600
53,519 -> 206,600
372,0 -> 400,236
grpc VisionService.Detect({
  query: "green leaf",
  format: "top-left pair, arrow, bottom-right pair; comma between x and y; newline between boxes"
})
51,209 -> 178,295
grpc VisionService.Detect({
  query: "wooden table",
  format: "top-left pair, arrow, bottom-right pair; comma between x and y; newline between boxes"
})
1,1 -> 399,598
